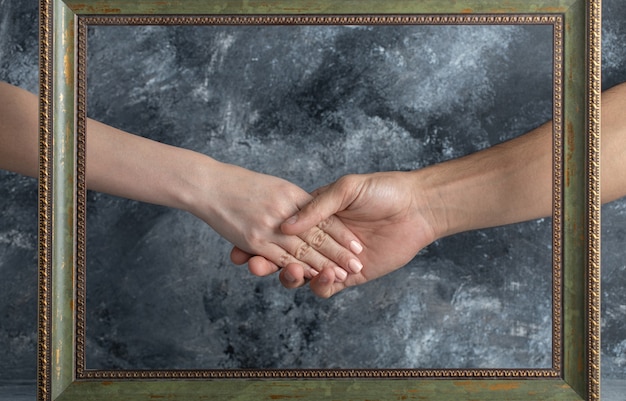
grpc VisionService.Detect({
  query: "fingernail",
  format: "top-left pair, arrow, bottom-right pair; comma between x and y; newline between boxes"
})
285,215 -> 298,225
335,268 -> 348,281
283,270 -> 296,283
318,273 -> 330,284
350,240 -> 363,254
349,259 -> 363,274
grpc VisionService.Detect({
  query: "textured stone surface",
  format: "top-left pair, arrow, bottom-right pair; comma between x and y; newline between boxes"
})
82,22 -> 555,371
0,0 -> 625,387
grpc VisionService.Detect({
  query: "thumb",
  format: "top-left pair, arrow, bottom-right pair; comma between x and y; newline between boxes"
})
309,266 -> 341,298
281,180 -> 351,235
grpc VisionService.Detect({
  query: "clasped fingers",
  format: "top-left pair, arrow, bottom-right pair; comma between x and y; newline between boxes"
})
297,223 -> 363,276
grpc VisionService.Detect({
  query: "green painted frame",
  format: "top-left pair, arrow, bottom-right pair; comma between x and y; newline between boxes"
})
37,0 -> 601,400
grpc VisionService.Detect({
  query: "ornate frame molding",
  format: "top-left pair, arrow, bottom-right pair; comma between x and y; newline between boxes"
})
37,1 -> 601,400
72,13 -> 565,381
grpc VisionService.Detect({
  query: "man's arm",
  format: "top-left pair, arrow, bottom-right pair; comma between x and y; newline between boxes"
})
261,82 -> 626,297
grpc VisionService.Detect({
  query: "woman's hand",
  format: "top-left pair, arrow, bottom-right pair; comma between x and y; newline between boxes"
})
187,161 -> 364,281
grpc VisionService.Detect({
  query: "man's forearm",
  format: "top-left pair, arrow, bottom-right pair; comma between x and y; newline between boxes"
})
599,82 -> 626,202
421,81 -> 626,240
419,121 -> 552,239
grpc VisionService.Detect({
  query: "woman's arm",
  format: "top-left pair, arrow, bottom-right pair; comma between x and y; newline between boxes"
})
0,81 -> 364,279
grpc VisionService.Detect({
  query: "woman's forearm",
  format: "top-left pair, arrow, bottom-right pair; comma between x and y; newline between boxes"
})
86,117 -> 218,214
0,82 -> 40,177
0,81 -> 363,277
0,81 -> 216,213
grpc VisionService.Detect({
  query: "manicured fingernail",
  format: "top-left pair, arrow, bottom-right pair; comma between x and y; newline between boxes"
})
349,259 -> 363,274
285,215 -> 298,225
335,268 -> 348,281
350,240 -> 363,254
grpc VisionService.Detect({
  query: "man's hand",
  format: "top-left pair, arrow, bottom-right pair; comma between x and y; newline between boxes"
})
240,171 -> 439,297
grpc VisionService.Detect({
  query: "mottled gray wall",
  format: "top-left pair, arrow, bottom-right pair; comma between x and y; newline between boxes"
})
83,23 -> 556,371
1,0 -> 625,384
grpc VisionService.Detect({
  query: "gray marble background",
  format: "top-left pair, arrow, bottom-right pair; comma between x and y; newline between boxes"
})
81,22 -> 558,371
0,0 -> 625,396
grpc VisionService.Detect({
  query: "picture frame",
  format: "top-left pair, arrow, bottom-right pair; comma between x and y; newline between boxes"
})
37,0 -> 601,400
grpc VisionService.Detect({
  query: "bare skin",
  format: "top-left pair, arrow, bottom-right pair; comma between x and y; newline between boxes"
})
234,82 -> 626,298
0,81 -> 364,280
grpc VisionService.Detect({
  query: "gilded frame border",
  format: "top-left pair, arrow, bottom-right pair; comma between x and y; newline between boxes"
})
38,0 -> 601,400
75,12 -> 566,382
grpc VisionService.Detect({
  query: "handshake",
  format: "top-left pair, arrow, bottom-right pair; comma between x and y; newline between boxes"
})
223,111 -> 555,298
2,81 -> 624,298
227,170 -> 441,299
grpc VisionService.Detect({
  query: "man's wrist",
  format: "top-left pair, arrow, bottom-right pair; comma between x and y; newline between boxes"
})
408,166 -> 454,242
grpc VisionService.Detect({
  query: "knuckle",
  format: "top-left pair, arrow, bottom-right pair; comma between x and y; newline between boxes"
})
294,242 -> 311,260
320,259 -> 337,273
306,195 -> 330,222
317,216 -> 334,231
338,174 -> 357,188
310,230 -> 328,249
244,229 -> 264,249
332,249 -> 349,267
308,194 -> 323,209
278,253 -> 290,269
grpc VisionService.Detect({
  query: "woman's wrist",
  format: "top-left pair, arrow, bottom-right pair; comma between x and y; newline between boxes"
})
169,149 -> 224,223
